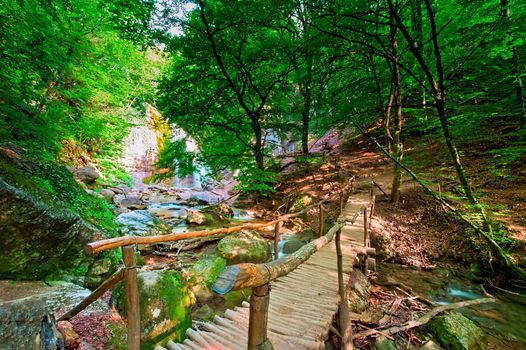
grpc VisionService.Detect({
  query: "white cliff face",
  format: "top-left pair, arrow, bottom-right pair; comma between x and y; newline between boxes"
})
119,104 -> 208,190
120,104 -> 161,188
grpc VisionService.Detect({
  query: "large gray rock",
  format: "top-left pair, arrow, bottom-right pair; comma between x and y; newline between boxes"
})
216,231 -> 271,264
0,145 -> 116,284
119,195 -> 147,210
0,280 -> 109,350
429,311 -> 485,350
116,210 -> 171,236
69,165 -> 100,183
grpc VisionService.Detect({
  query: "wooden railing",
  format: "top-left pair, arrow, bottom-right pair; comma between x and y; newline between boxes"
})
59,177 -> 369,350
211,191 -> 376,350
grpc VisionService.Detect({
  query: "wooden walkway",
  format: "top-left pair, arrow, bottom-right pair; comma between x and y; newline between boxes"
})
155,191 -> 371,350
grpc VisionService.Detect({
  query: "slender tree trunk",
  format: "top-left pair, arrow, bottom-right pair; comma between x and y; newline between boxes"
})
254,121 -> 265,170
370,54 -> 384,115
301,60 -> 312,155
385,80 -> 395,153
435,99 -> 476,205
411,0 -> 426,110
389,9 -> 404,205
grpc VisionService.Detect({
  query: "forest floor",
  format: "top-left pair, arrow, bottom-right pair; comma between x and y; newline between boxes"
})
260,129 -> 526,349
265,125 -> 526,273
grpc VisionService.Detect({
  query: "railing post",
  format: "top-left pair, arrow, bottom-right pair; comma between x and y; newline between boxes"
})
122,245 -> 140,350
248,284 -> 273,350
363,207 -> 369,248
339,192 -> 345,217
336,228 -> 353,350
273,221 -> 281,260
318,204 -> 324,237
363,207 -> 369,274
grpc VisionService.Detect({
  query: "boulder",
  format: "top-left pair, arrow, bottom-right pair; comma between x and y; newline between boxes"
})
116,210 -> 171,237
115,270 -> 192,348
99,188 -> 115,201
185,209 -> 206,225
0,145 -> 116,284
70,166 -> 100,183
119,195 -> 146,210
0,280 -> 109,350
281,236 -> 306,254
85,188 -> 104,199
429,311 -> 485,350
188,255 -> 227,288
216,231 -> 272,264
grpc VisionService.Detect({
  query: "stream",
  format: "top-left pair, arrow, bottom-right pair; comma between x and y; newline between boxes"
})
378,263 -> 526,349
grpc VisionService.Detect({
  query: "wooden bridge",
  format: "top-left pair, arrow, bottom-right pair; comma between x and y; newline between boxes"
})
154,190 -> 374,350
61,178 -> 376,350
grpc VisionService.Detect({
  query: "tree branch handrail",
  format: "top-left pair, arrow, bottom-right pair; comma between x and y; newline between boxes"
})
85,176 -> 356,255
211,201 -> 374,294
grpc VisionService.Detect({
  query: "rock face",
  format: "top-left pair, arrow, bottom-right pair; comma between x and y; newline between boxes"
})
0,280 -> 109,350
116,210 -> 171,236
0,145 -> 116,284
216,231 -> 272,264
429,311 -> 485,350
116,270 -> 193,348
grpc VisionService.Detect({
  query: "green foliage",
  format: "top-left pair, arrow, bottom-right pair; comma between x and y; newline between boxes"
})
155,138 -> 197,180
0,0 -> 162,174
234,165 -> 278,195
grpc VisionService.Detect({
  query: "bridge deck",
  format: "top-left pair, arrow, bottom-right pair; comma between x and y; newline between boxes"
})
156,192 -> 370,350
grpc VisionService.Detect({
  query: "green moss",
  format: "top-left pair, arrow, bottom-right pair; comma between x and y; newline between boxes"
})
0,153 -> 118,236
429,311 -> 485,350
133,271 -> 192,349
189,255 -> 227,288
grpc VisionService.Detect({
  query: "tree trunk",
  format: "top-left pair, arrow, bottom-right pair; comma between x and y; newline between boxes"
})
301,14 -> 313,156
301,73 -> 312,155
411,0 -> 426,109
389,9 -> 404,205
254,119 -> 265,170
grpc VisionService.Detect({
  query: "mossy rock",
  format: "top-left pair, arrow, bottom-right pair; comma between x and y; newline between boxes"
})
116,270 -> 193,348
429,311 -> 485,350
188,255 -> 227,288
0,144 -> 118,285
282,236 -> 306,254
216,231 -> 271,264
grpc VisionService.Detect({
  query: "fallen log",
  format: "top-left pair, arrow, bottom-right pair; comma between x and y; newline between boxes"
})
352,297 -> 494,339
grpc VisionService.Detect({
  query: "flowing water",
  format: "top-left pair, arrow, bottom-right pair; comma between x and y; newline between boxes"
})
378,263 -> 526,349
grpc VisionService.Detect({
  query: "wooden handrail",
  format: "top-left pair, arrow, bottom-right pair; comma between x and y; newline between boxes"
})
211,204 -> 375,293
86,176 -> 356,255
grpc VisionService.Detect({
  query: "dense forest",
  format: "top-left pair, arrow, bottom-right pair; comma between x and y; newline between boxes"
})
1,0 -> 525,349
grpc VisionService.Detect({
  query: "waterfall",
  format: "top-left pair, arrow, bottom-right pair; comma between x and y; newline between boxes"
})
171,126 -> 206,189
